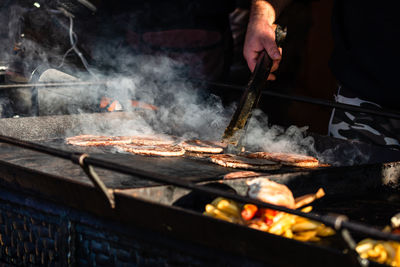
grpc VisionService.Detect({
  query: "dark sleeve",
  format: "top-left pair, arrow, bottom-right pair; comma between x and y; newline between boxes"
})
235,0 -> 251,9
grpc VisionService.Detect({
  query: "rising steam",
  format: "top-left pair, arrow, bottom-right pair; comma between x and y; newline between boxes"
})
244,109 -> 316,155
0,3 -> 371,167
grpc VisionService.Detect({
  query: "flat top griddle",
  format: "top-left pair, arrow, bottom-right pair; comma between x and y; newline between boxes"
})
0,142 -> 240,188
1,121 -> 400,266
1,136 -> 347,190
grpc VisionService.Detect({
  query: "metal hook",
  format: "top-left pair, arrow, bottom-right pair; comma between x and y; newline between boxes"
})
334,215 -> 368,267
77,153 -> 116,209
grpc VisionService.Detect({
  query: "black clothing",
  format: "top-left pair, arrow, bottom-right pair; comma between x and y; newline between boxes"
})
329,85 -> 400,150
93,0 -> 235,80
102,0 -> 234,32
330,1 -> 400,109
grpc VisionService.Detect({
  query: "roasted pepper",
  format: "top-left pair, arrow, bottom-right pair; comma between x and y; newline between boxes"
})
241,204 -> 258,221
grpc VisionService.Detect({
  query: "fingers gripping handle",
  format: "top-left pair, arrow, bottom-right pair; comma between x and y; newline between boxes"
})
221,25 -> 286,151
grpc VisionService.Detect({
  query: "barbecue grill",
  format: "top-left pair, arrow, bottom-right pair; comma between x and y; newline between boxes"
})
2,2 -> 400,265
0,107 -> 400,266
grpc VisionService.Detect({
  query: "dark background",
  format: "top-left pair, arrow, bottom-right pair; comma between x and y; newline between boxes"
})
0,0 -> 337,135
226,0 -> 336,135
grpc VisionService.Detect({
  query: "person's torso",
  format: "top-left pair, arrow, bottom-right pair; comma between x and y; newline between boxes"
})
330,0 -> 400,109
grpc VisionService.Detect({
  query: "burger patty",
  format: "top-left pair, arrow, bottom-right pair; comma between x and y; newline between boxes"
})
210,154 -> 281,171
66,135 -> 133,146
117,144 -> 186,157
245,152 -> 319,167
130,136 -> 176,146
66,134 -> 176,146
223,171 -> 263,179
180,139 -> 225,154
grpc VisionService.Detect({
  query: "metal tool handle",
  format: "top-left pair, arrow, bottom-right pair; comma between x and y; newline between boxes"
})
249,50 -> 273,107
250,24 -> 287,107
221,26 -> 287,151
221,51 -> 272,153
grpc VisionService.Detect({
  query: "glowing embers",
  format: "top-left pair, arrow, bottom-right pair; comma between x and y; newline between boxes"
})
99,97 -> 158,112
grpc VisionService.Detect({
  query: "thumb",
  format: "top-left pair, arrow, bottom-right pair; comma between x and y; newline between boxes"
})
261,24 -> 281,61
263,37 -> 281,61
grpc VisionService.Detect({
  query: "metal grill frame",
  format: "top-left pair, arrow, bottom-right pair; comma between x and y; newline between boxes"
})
0,187 -> 269,266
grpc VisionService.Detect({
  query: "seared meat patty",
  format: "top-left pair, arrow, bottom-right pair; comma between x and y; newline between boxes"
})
66,134 -> 176,146
210,154 -> 281,171
117,144 -> 185,157
245,152 -> 319,168
180,139 -> 225,154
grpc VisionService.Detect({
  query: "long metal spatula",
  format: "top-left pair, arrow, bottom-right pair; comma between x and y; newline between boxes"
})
222,26 -> 286,154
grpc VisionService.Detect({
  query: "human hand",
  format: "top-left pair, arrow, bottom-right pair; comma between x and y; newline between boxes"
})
243,1 -> 282,80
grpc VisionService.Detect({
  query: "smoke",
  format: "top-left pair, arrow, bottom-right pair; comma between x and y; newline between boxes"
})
243,109 -> 371,165
71,55 -> 234,140
382,164 -> 400,188
0,3 -> 21,71
0,98 -> 5,116
0,7 -> 9,62
0,2 -> 373,167
0,3 -> 325,159
1,3 -> 314,152
317,141 -> 370,166
244,109 -> 316,155
6,5 -> 48,73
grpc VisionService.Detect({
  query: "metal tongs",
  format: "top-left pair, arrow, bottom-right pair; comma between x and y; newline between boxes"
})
222,25 -> 287,154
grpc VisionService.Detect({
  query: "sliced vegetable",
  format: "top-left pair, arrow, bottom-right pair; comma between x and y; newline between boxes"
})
241,204 -> 258,221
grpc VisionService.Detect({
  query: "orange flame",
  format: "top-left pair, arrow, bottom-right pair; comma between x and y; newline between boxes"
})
100,97 -> 158,112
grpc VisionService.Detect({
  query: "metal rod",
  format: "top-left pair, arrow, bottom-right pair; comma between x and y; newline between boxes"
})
2,80 -> 400,120
0,134 -> 400,242
341,228 -> 367,267
0,81 -> 106,90
77,153 -> 115,208
199,80 -> 400,120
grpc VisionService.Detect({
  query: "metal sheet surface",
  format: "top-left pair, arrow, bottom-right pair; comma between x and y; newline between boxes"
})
0,142 -> 239,188
0,113 -> 399,266
0,112 -> 144,141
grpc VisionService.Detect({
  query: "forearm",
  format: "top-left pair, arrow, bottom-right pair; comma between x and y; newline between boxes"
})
250,0 -> 292,26
244,0 -> 291,72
